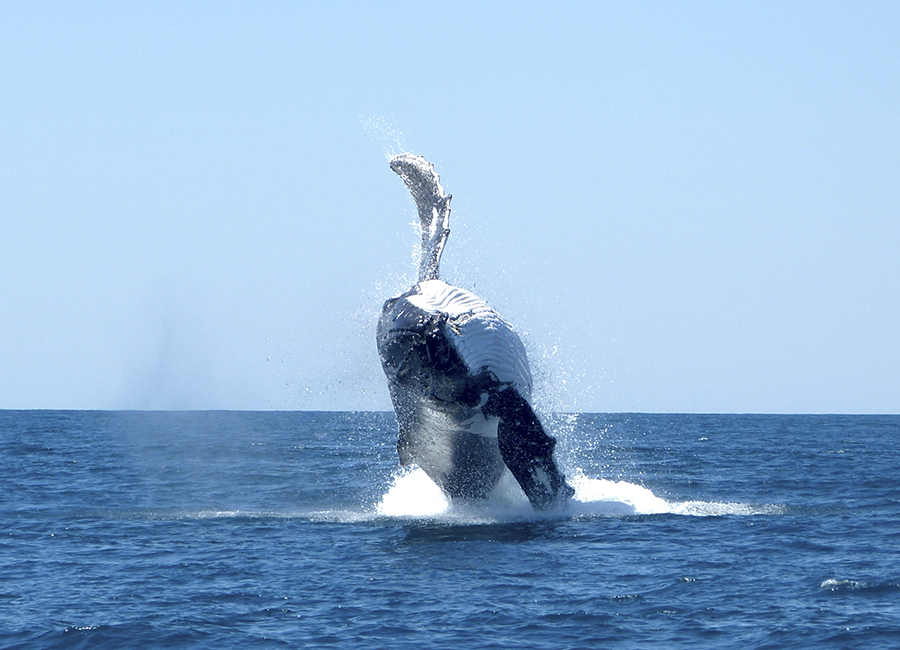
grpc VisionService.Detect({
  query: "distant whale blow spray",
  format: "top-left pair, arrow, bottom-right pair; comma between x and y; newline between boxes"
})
376,154 -> 574,510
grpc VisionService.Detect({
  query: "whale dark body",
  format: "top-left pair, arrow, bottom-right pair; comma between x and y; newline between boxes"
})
377,154 -> 573,510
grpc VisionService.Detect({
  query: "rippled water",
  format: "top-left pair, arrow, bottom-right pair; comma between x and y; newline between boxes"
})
1,411 -> 898,648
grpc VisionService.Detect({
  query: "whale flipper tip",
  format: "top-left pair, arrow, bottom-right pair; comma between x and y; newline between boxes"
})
389,153 -> 447,207
390,153 -> 452,282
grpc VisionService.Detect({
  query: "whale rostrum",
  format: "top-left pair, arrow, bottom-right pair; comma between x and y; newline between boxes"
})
376,154 -> 574,510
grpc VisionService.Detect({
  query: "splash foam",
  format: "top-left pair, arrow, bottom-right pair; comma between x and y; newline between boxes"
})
375,466 -> 783,521
568,468 -> 670,515
376,466 -> 451,517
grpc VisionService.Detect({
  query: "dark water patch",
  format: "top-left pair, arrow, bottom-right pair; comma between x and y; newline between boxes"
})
400,520 -> 566,544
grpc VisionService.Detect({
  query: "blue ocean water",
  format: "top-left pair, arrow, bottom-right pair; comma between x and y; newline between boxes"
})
1,410 -> 898,649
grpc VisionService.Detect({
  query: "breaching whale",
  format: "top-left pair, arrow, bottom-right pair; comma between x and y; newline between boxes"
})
376,154 -> 574,510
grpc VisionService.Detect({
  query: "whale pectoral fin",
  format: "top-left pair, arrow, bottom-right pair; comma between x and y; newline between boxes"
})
485,389 -> 574,511
390,153 -> 452,282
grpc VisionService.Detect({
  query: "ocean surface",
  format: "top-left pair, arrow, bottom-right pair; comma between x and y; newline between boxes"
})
1,410 -> 898,649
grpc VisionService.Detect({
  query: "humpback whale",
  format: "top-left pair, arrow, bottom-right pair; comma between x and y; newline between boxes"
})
376,154 -> 574,511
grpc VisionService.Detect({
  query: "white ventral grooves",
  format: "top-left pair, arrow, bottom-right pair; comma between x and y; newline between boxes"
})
405,279 -> 533,398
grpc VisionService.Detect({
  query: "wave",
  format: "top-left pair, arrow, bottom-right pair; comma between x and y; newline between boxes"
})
819,578 -> 900,594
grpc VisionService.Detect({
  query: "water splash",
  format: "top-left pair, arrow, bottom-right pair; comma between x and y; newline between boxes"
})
376,467 -> 543,522
568,468 -> 670,515
361,115 -> 408,159
374,465 -> 782,521
569,469 -> 784,516
377,466 -> 450,517
97,471 -> 781,525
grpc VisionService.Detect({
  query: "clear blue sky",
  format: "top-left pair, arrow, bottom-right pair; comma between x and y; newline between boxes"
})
1,2 -> 898,413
